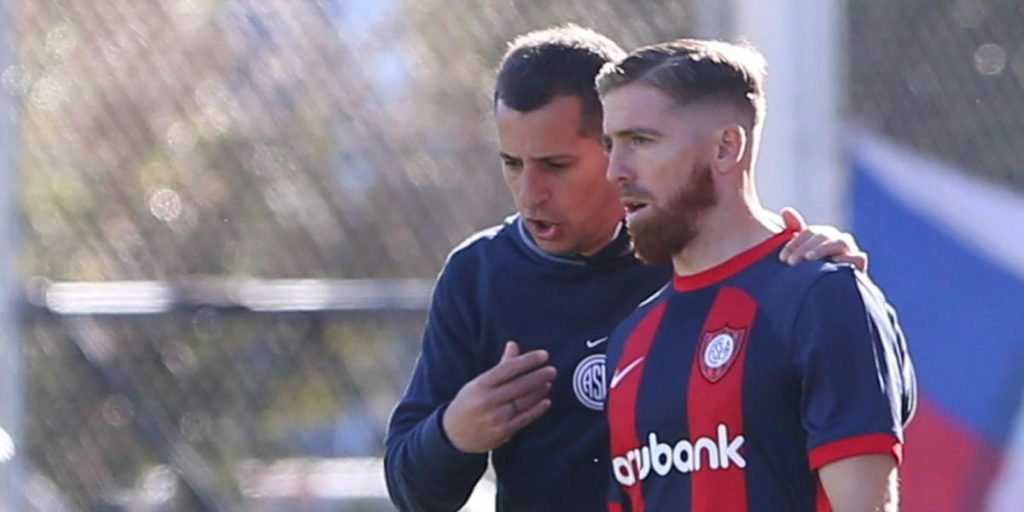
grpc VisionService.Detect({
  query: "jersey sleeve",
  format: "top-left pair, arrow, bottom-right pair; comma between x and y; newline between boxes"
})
790,267 -> 917,470
383,260 -> 489,511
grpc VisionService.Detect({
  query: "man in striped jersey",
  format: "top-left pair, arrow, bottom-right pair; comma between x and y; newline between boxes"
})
599,38 -> 915,511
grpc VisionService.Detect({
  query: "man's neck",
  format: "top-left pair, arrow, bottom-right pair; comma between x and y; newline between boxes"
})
671,206 -> 780,277
577,219 -> 627,258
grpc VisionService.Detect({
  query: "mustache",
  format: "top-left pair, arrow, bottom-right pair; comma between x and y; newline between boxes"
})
618,184 -> 653,201
521,211 -> 561,223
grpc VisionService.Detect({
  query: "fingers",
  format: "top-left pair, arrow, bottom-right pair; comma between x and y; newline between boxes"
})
504,398 -> 552,437
780,230 -> 821,265
479,345 -> 550,387
780,206 -> 806,231
513,383 -> 553,413
810,239 -> 858,259
803,239 -> 845,261
499,383 -> 552,423
443,342 -> 556,453
781,235 -> 870,271
491,366 -> 557,404
803,233 -> 858,259
832,253 -> 869,272
500,340 -> 519,362
786,232 -> 838,265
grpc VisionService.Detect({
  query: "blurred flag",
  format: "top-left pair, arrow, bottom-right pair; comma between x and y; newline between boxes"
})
850,131 -> 1024,512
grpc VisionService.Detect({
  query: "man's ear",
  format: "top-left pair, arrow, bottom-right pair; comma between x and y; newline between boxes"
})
715,123 -> 748,172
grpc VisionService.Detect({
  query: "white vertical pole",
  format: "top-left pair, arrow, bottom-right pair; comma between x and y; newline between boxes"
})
0,0 -> 23,509
727,0 -> 846,226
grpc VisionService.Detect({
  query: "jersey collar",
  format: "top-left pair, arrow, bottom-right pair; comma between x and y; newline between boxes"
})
513,214 -> 634,267
672,229 -> 798,292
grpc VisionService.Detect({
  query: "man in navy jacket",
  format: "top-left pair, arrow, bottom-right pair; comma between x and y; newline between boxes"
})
383,25 -> 865,512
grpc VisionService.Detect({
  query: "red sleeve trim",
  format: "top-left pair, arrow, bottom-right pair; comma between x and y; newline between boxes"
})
608,502 -> 624,512
808,433 -> 902,470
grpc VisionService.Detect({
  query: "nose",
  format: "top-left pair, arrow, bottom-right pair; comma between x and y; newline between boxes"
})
518,163 -> 550,209
606,147 -> 633,184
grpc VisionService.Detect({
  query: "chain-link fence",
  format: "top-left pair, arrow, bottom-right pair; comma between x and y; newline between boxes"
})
6,0 -> 1024,510
848,0 -> 1024,191
15,0 -> 696,283
22,278 -> 432,510
11,1 -> 697,509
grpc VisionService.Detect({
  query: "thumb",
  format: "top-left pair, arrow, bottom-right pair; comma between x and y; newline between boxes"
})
781,206 -> 806,231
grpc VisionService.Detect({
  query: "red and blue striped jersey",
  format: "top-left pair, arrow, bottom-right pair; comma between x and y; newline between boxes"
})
605,230 -> 916,512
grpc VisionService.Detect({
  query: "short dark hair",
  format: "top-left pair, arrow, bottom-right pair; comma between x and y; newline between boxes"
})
495,24 -> 625,137
596,39 -> 767,127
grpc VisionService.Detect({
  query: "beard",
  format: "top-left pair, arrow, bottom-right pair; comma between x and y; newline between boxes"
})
625,163 -> 717,265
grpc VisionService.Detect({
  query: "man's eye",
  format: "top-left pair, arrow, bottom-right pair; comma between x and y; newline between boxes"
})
630,135 -> 650,147
501,158 -> 522,169
602,137 -> 613,152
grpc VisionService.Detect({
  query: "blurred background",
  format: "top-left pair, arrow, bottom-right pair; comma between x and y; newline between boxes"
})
0,0 -> 1021,510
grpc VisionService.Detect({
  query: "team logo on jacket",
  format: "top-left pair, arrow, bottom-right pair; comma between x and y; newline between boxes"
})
699,327 -> 745,383
573,354 -> 606,410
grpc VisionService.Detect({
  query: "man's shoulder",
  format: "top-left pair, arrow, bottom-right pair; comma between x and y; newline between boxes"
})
636,281 -> 672,311
772,258 -> 856,290
432,217 -> 526,293
790,263 -> 893,324
611,281 -> 672,337
752,258 -> 863,326
443,217 -> 517,267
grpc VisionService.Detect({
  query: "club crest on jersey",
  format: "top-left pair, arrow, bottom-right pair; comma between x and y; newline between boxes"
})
573,354 -> 606,411
699,327 -> 745,383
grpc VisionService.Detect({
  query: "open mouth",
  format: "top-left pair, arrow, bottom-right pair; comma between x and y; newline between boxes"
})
621,198 -> 649,216
526,218 -> 560,240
